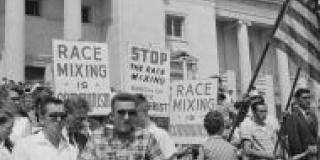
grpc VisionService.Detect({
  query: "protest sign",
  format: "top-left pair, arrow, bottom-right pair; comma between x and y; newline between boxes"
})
125,44 -> 170,116
170,80 -> 218,144
53,40 -> 110,115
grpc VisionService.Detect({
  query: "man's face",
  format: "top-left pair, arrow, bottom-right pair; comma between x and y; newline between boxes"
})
113,101 -> 137,133
42,103 -> 66,135
298,93 -> 312,110
253,104 -> 268,123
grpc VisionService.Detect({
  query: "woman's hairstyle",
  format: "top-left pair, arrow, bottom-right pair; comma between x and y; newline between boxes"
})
64,96 -> 90,114
203,111 -> 224,135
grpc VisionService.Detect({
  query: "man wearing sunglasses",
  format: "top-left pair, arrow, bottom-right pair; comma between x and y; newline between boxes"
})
79,93 -> 164,160
12,97 -> 78,160
284,88 -> 318,160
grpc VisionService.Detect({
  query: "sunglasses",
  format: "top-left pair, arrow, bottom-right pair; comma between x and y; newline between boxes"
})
48,112 -> 67,121
117,109 -> 137,117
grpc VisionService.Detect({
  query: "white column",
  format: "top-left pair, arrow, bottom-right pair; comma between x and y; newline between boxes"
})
276,49 -> 291,111
197,1 -> 219,79
182,59 -> 188,80
4,0 -> 25,82
64,0 -> 82,40
237,20 -> 252,94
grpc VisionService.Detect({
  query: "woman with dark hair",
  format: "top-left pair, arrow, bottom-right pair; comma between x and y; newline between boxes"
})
0,108 -> 14,160
198,111 -> 238,160
63,96 -> 90,153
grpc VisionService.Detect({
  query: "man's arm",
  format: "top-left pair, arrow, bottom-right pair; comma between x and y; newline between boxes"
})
146,135 -> 165,160
243,140 -> 276,160
155,131 -> 177,160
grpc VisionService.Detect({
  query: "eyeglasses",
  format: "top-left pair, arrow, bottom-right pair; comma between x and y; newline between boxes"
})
48,112 -> 67,121
117,109 -> 137,117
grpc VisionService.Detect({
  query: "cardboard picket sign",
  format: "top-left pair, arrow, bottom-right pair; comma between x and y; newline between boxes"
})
170,79 -> 218,144
52,40 -> 110,115
124,44 -> 170,117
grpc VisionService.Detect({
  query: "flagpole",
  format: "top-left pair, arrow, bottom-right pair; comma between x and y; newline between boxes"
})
273,67 -> 301,159
228,0 -> 292,142
246,0 -> 291,95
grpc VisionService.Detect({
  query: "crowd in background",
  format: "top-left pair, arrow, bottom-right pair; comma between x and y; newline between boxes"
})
0,78 -> 319,160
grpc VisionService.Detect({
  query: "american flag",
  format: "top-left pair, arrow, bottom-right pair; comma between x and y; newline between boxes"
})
273,0 -> 320,83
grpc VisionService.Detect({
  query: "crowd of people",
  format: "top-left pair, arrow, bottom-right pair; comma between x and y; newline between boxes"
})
0,80 -> 319,160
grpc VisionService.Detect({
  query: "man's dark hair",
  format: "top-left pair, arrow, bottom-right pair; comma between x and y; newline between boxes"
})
0,108 -> 13,125
203,111 -> 224,135
135,93 -> 149,112
218,93 -> 226,101
250,95 -> 265,112
64,96 -> 90,114
294,88 -> 311,99
111,93 -> 137,112
38,97 -> 63,116
135,93 -> 147,104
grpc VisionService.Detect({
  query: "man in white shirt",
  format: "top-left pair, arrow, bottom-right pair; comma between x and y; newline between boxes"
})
239,96 -> 280,160
133,94 -> 177,160
12,97 -> 78,160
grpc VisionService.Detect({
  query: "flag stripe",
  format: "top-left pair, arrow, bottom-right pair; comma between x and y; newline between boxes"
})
275,39 -> 320,81
291,0 -> 319,27
282,15 -> 320,51
279,23 -> 320,60
274,0 -> 320,83
274,29 -> 320,71
296,0 -> 317,11
286,7 -> 320,37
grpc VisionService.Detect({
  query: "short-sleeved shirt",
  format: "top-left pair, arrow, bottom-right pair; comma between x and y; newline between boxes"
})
239,117 -> 278,156
201,135 -> 238,160
78,129 -> 164,160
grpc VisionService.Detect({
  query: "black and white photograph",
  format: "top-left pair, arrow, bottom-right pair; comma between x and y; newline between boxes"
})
0,0 -> 319,159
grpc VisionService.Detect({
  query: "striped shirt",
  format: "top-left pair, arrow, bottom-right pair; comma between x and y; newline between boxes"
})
239,117 -> 278,159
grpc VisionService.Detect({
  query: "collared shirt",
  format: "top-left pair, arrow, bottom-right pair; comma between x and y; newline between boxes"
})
200,135 -> 237,160
145,122 -> 177,159
12,131 -> 78,160
0,142 -> 11,160
78,128 -> 164,160
239,117 -> 278,158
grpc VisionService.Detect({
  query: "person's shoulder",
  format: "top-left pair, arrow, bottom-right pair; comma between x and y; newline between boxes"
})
203,136 -> 236,150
